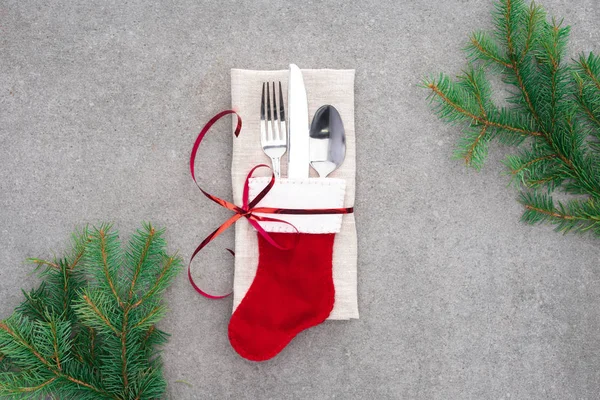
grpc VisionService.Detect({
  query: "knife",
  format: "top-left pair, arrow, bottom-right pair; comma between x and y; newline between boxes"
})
287,64 -> 310,179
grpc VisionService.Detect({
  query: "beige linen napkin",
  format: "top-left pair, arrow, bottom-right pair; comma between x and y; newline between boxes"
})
230,68 -> 358,320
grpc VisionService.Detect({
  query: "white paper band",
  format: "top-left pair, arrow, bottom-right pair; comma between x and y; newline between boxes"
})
248,177 -> 346,234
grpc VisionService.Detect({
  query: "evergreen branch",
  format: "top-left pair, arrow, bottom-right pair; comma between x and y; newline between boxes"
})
131,367 -> 165,400
131,256 -> 178,310
132,306 -> 165,330
1,318 -> 114,398
580,55 -> 600,92
28,258 -> 60,270
575,55 -> 600,131
464,67 -> 489,117
18,284 -> 50,322
507,57 -> 576,177
1,224 -> 180,398
584,106 -> 600,130
526,175 -> 559,187
425,0 -> 600,236
544,144 -> 578,185
89,328 -> 95,361
67,226 -> 90,272
427,82 -> 543,136
521,192 -> 600,233
0,320 -> 53,369
520,2 -> 544,61
60,263 -> 69,314
68,247 -> 85,271
510,154 -> 557,175
507,1 -> 519,53
142,326 -> 155,344
121,317 -> 129,392
61,375 -> 116,399
468,32 -> 512,68
500,0 -> 544,126
466,126 -> 489,165
127,226 -> 156,303
80,294 -> 120,335
524,204 -> 572,219
578,95 -> 600,129
98,228 -> 123,308
548,36 -> 559,130
511,52 -> 539,123
21,376 -> 58,392
49,319 -> 61,371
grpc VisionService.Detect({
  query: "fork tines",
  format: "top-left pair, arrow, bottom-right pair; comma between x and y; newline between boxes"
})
260,81 -> 287,178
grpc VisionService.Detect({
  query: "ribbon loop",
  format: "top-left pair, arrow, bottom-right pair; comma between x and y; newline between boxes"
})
188,110 -> 354,299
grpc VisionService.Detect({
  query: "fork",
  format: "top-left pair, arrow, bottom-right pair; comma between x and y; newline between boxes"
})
260,81 -> 287,178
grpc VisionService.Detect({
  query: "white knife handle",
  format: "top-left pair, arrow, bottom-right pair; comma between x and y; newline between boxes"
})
287,64 -> 310,179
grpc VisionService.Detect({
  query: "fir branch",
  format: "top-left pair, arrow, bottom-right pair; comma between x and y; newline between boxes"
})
579,53 -> 600,92
17,284 -> 49,322
577,87 -> 600,130
1,318 -> 113,398
127,225 -> 156,303
124,224 -> 170,305
61,375 -> 114,399
497,0 -> 545,127
509,37 -> 539,123
1,223 -> 181,399
426,79 -> 543,137
68,246 -> 86,272
121,316 -> 129,392
520,192 -> 600,234
28,259 -> 60,270
98,228 -> 124,308
520,2 -> 545,61
462,66 -> 491,117
49,319 -> 61,371
0,372 -> 58,399
575,54 -> 600,132
467,31 -> 512,68
78,293 -> 120,335
131,255 -> 181,310
458,125 -> 490,168
425,0 -> 600,236
510,154 -> 557,176
142,326 -> 155,344
131,305 -> 166,331
15,376 -> 57,393
89,327 -> 96,361
0,319 -> 52,369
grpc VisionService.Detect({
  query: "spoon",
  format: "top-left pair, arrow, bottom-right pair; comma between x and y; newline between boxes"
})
309,105 -> 346,177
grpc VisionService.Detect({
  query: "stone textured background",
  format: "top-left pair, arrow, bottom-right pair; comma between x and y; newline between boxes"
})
1,0 -> 599,398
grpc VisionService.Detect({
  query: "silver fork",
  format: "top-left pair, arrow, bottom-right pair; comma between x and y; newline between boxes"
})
260,81 -> 287,178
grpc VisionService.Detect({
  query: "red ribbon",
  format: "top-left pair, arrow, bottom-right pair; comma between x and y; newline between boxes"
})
188,110 -> 354,299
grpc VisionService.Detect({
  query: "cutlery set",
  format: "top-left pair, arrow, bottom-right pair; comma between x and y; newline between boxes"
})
184,64 -> 359,362
261,64 -> 345,178
188,65 -> 356,362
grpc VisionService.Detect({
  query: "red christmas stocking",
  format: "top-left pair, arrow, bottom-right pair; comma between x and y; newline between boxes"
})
228,176 -> 346,361
228,232 -> 335,361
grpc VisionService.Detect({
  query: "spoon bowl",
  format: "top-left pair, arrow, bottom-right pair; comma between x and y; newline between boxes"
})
309,105 -> 346,177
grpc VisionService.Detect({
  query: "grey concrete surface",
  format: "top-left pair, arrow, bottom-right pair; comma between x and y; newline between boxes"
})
1,0 -> 599,399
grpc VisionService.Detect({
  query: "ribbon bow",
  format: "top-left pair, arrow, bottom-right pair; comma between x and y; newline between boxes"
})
188,110 -> 353,299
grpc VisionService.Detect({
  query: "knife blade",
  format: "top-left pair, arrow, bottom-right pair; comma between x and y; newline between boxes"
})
287,64 -> 310,179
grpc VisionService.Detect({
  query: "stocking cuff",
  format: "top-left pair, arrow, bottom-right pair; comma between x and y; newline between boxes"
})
247,177 -> 346,234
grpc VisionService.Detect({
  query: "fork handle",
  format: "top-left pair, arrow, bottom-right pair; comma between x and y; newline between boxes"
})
271,157 -> 281,179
